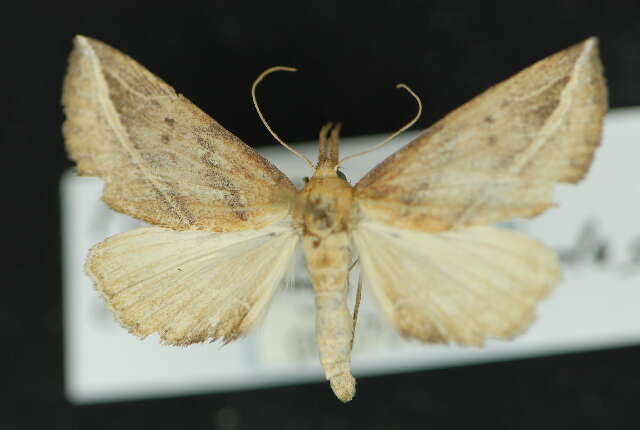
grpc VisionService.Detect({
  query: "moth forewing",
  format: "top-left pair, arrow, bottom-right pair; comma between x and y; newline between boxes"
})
62,35 -> 296,233
86,220 -> 298,345
354,37 -> 607,233
350,37 -> 606,348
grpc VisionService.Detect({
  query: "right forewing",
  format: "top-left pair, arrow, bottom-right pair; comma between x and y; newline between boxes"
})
353,221 -> 561,346
355,38 -> 607,232
86,219 -> 298,345
63,35 -> 296,232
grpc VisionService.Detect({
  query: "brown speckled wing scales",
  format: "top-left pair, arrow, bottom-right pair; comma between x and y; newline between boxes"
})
63,35 -> 296,232
352,38 -> 606,348
355,38 -> 607,232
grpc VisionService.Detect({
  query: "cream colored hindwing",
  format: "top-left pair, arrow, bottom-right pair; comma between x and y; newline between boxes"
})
353,221 -> 561,346
87,219 -> 298,345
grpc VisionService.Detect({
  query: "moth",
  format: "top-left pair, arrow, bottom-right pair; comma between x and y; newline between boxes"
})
62,35 -> 607,402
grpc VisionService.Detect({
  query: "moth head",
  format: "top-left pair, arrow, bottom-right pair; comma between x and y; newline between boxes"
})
307,122 -> 346,180
251,67 -> 420,183
304,169 -> 348,183
316,122 -> 342,168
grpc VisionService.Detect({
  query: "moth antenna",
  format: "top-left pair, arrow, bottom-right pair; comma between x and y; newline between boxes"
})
336,83 -> 422,168
251,66 -> 315,170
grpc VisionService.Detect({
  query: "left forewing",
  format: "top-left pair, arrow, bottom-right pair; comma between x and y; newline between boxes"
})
87,219 -> 298,345
352,221 -> 560,346
63,35 -> 296,232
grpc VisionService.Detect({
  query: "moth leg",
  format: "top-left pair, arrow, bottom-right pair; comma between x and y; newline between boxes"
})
348,257 -> 359,272
348,258 -> 363,350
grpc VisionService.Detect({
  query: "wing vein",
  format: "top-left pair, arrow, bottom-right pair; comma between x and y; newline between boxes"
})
85,41 -> 194,227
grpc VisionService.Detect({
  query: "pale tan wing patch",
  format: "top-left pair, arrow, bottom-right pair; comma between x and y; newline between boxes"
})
87,219 -> 298,345
63,35 -> 296,231
355,38 -> 607,232
353,221 -> 560,346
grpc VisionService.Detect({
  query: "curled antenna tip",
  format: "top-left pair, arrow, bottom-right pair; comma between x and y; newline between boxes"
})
270,66 -> 297,72
396,83 -> 420,102
254,66 -> 298,85
251,66 -> 314,170
337,82 -> 423,167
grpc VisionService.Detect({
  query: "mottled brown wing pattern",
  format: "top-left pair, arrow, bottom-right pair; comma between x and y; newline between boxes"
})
62,35 -> 608,403
355,38 -> 607,232
63,35 -> 296,231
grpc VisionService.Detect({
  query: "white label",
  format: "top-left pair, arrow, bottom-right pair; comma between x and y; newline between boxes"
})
61,108 -> 640,403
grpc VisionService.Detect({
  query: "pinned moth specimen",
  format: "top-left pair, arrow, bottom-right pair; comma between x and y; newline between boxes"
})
62,35 -> 607,402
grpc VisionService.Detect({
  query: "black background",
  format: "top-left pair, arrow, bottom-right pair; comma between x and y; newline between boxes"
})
3,1 -> 640,428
